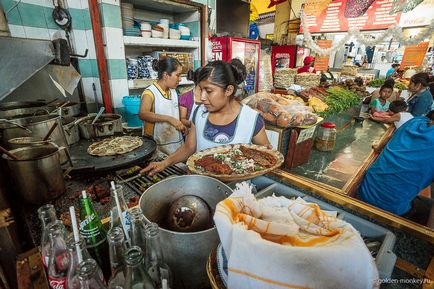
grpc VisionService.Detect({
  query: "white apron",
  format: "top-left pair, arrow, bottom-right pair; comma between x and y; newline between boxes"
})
146,84 -> 183,155
193,104 -> 259,152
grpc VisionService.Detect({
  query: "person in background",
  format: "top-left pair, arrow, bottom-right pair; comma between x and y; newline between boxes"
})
141,60 -> 271,176
297,56 -> 316,74
370,100 -> 413,129
359,112 -> 434,223
407,72 -> 433,116
369,78 -> 401,103
179,68 -> 202,128
386,63 -> 400,78
369,84 -> 393,113
139,57 -> 185,155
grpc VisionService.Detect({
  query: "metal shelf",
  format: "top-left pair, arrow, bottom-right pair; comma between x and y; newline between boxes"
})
128,77 -> 194,89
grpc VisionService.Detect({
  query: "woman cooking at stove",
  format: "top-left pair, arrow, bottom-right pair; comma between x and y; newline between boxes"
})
139,57 -> 186,155
141,59 -> 271,176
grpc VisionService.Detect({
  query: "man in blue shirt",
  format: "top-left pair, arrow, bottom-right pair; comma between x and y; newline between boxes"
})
359,113 -> 434,217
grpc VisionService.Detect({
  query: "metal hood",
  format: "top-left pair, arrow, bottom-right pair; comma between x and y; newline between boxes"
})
0,36 -> 55,101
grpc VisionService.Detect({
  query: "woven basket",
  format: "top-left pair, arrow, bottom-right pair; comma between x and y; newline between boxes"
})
288,18 -> 301,33
206,248 -> 227,289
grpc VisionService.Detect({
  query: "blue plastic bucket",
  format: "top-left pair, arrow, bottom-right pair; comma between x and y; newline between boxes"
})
122,95 -> 142,127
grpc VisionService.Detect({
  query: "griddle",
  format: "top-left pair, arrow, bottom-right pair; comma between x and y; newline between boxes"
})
68,134 -> 157,173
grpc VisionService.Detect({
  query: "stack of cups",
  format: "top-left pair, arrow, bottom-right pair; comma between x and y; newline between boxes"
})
121,3 -> 134,28
140,22 -> 151,38
178,24 -> 190,40
159,19 -> 169,39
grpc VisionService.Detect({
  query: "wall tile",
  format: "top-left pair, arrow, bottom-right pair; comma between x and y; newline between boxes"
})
107,59 -> 127,80
99,3 -> 122,28
8,24 -> 25,37
70,8 -> 92,30
85,30 -> 97,59
23,26 -> 50,39
43,6 -> 60,29
109,78 -> 129,107
78,58 -> 99,78
81,77 -> 102,103
18,3 -> 47,28
103,27 -> 124,59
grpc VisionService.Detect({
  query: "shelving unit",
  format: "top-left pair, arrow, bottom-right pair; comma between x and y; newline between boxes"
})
123,36 -> 200,49
128,77 -> 194,90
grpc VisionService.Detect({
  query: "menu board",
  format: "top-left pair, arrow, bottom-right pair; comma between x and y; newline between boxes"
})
400,42 -> 429,68
302,0 -> 402,33
314,40 -> 332,72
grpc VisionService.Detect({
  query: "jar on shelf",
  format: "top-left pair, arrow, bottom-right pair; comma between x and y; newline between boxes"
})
315,122 -> 337,152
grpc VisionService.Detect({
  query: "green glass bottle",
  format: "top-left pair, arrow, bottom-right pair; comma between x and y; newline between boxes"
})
79,191 -> 110,279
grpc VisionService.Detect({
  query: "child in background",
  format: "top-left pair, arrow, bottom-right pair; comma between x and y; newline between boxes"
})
370,100 -> 414,129
179,68 -> 201,128
369,84 -> 393,113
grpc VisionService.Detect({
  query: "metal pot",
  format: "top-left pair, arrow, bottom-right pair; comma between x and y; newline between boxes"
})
139,175 -> 232,289
8,136 -> 53,150
62,117 -> 80,145
2,143 -> 68,204
0,101 -> 50,119
50,101 -> 81,117
78,114 -> 123,139
0,114 -> 69,163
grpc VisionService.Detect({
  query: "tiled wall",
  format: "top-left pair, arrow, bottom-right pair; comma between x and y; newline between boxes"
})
1,0 -> 215,111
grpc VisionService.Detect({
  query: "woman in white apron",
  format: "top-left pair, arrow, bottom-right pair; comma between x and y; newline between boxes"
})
139,57 -> 185,155
141,59 -> 271,175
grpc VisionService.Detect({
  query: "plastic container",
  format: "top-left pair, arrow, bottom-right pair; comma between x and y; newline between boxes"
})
245,176 -> 397,280
122,96 -> 142,127
315,121 -> 336,151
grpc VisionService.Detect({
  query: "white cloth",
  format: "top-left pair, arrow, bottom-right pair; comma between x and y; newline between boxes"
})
193,104 -> 259,152
214,182 -> 379,289
394,112 -> 413,129
146,84 -> 183,155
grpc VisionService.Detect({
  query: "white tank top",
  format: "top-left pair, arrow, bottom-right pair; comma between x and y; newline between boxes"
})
146,84 -> 183,155
193,104 -> 259,152
394,112 -> 413,129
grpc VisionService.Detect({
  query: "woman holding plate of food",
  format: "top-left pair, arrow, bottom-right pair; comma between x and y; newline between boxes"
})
141,59 -> 272,176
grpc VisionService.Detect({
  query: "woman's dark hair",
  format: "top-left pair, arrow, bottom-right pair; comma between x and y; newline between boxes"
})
186,68 -> 202,85
392,63 -> 400,69
379,84 -> 394,92
410,72 -> 430,87
384,78 -> 395,87
152,57 -> 182,80
197,59 -> 247,97
389,100 -> 408,113
426,110 -> 434,121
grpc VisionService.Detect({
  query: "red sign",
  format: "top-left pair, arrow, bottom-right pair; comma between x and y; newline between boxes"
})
302,0 -> 402,32
271,45 -> 297,75
211,38 -> 228,61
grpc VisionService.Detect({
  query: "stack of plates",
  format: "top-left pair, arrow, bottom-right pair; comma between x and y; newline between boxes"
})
121,2 -> 134,28
123,27 -> 141,36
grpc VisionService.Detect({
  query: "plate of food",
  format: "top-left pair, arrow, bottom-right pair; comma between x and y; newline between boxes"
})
187,144 -> 284,182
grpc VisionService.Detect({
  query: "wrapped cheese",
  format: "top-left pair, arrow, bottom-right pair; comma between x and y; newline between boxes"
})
274,68 -> 297,88
341,65 -> 359,76
295,73 -> 321,88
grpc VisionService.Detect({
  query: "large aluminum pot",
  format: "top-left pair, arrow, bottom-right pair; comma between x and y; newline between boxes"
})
62,117 -> 80,145
2,143 -> 67,204
78,114 -> 122,139
0,114 -> 69,163
50,101 -> 81,117
0,101 -> 48,119
139,175 -> 232,289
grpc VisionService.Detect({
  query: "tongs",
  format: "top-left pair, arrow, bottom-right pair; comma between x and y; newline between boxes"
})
0,119 -> 32,133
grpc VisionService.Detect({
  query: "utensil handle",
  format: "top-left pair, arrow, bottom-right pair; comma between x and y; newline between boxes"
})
0,146 -> 19,160
43,122 -> 58,141
58,146 -> 73,168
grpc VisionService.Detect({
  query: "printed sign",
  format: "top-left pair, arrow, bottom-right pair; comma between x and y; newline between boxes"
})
297,126 -> 317,144
400,42 -> 429,68
314,40 -> 332,72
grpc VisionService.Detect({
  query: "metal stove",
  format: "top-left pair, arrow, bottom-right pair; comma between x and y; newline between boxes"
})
115,163 -> 187,195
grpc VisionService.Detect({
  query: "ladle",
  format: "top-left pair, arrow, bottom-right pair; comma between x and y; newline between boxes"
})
91,107 -> 105,125
43,122 -> 58,141
0,145 -> 20,160
0,119 -> 32,133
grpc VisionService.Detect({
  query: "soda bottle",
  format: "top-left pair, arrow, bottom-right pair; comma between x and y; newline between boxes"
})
67,237 -> 104,289
107,227 -> 127,289
129,207 -> 147,253
76,259 -> 108,289
144,223 -> 172,289
124,246 -> 155,289
107,182 -> 131,233
38,204 -> 58,268
79,191 -> 111,279
47,221 -> 70,289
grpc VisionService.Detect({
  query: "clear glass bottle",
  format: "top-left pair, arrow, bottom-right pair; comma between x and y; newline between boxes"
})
47,220 -> 70,289
107,183 -> 131,232
315,122 -> 337,152
129,207 -> 147,253
77,259 -> 108,289
124,246 -> 156,289
107,227 -> 127,289
67,237 -> 104,289
38,204 -> 58,268
144,223 -> 172,289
